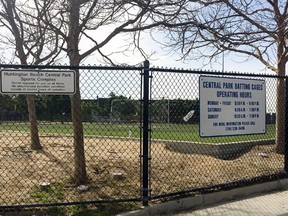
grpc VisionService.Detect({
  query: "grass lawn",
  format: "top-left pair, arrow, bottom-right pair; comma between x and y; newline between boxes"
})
0,121 -> 275,143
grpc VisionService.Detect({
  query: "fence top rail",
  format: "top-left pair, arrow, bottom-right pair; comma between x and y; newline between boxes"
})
150,67 -> 287,79
0,64 -> 144,71
0,63 -> 287,79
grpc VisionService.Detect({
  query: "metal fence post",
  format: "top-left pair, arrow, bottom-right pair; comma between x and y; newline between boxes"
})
285,77 -> 288,173
142,60 -> 150,206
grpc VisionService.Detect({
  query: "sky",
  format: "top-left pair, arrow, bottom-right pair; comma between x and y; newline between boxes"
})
83,30 -> 275,75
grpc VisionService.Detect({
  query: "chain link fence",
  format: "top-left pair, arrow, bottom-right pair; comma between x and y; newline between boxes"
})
149,68 -> 285,201
0,63 -> 286,208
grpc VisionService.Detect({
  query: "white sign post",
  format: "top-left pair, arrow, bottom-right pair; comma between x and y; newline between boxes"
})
1,70 -> 76,95
199,76 -> 266,137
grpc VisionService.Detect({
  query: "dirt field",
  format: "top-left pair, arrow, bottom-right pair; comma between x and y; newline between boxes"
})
0,131 -> 284,206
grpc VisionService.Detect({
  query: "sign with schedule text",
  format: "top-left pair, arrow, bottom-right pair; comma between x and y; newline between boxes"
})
199,76 -> 266,137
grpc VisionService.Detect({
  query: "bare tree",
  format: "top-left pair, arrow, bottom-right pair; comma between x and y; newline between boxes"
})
0,0 -> 63,150
149,0 -> 288,154
37,0 -> 189,185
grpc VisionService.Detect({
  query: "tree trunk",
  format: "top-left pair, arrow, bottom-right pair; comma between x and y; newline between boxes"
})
275,75 -> 286,154
71,70 -> 87,185
67,0 -> 87,185
26,95 -> 42,150
274,27 -> 287,154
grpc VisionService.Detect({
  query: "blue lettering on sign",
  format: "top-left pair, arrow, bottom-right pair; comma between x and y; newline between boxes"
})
235,108 -> 245,112
235,101 -> 246,105
203,81 -> 221,88
234,114 -> 246,118
223,82 -> 233,89
226,122 -> 241,126
208,101 -> 219,105
249,114 -> 259,118
249,101 -> 259,105
252,84 -> 263,90
249,107 -> 259,112
240,92 -> 252,98
235,83 -> 251,90
217,91 -> 238,97
242,122 -> 249,125
208,115 -> 218,119
208,108 -> 221,112
222,101 -> 231,105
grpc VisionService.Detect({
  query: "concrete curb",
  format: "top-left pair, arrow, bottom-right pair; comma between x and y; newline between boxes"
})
165,139 -> 275,159
118,178 -> 288,216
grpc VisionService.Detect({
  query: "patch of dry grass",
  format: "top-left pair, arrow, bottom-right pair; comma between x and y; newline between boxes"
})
0,132 -> 283,205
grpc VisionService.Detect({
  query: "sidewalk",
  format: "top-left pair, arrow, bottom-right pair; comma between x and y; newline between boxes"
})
120,179 -> 288,216
177,189 -> 288,216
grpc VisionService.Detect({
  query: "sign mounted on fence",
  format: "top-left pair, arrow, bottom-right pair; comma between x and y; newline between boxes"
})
0,70 -> 76,95
199,76 -> 266,137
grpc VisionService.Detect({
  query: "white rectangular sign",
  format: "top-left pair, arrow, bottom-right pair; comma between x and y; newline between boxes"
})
199,76 -> 266,137
1,70 -> 76,95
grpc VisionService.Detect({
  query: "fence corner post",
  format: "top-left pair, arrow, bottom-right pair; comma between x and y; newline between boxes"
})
142,60 -> 150,206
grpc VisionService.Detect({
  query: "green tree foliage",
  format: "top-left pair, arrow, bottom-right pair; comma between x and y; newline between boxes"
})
81,100 -> 99,122
35,95 -> 71,121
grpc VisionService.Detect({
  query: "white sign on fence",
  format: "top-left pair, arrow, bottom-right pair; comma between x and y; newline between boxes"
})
199,76 -> 266,137
0,70 -> 76,95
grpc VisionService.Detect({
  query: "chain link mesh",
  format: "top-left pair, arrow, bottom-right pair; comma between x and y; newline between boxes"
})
0,65 -> 285,207
150,70 -> 284,199
0,67 -> 142,206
